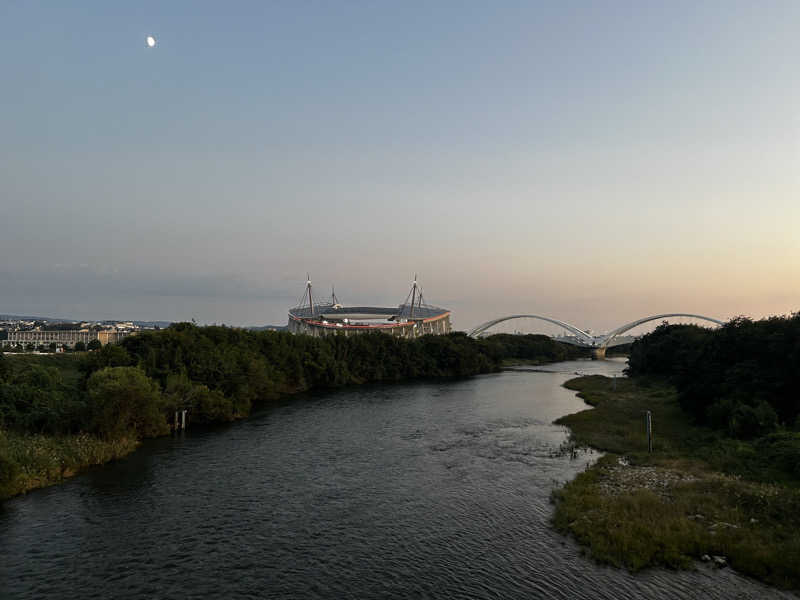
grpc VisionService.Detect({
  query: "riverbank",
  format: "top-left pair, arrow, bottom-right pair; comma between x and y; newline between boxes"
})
553,375 -> 800,591
0,430 -> 139,499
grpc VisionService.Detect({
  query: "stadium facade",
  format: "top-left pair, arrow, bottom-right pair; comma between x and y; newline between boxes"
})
287,277 -> 451,338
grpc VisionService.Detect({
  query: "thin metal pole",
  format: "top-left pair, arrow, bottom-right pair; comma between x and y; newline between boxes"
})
307,274 -> 314,316
409,275 -> 417,319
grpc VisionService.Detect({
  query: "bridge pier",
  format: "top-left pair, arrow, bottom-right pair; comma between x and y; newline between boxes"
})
591,347 -> 606,360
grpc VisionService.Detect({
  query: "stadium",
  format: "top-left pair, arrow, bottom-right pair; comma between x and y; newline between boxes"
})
288,277 -> 452,338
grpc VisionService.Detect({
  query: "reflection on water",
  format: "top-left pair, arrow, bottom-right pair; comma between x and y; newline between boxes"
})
0,359 -> 790,599
508,356 -> 628,376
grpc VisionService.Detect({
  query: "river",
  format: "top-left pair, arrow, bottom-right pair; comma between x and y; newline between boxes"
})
0,359 -> 791,599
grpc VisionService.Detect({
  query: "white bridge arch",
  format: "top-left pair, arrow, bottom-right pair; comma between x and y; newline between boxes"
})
468,313 -> 724,351
600,313 -> 724,347
467,315 -> 594,345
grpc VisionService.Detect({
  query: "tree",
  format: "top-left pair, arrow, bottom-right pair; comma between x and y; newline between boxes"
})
87,339 -> 102,351
74,341 -> 86,352
87,367 -> 168,439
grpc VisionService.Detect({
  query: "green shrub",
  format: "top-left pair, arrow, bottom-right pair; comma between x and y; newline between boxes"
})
194,388 -> 235,423
757,432 -> 800,478
728,401 -> 779,439
87,367 -> 168,439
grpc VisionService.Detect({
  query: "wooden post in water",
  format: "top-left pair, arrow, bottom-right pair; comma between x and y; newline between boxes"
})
181,410 -> 187,431
645,410 -> 653,452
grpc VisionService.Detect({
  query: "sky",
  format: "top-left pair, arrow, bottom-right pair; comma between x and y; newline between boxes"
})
1,1 -> 799,332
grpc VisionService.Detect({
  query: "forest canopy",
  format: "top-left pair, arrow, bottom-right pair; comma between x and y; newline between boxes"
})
626,313 -> 800,439
0,327 -> 584,441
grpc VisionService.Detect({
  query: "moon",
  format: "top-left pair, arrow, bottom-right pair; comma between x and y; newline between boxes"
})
146,35 -> 156,48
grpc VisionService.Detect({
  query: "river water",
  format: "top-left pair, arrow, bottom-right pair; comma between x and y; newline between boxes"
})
0,359 -> 792,599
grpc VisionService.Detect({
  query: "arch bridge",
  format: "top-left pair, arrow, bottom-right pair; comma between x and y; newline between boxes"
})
467,313 -> 725,359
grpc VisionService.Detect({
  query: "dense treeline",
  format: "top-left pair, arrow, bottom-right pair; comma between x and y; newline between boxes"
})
627,314 -> 800,439
0,327 -> 581,484
482,333 -> 588,363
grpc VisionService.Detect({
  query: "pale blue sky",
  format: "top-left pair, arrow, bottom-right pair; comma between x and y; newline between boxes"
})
2,1 -> 799,330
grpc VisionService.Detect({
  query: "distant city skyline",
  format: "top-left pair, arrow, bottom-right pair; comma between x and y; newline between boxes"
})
2,1 -> 798,331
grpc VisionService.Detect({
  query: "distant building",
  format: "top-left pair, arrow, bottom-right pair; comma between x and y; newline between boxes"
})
3,329 -> 96,348
1,328 -> 137,348
97,329 -> 135,345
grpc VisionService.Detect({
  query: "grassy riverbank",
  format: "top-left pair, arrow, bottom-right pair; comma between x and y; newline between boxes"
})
0,429 -> 139,499
553,375 -> 800,590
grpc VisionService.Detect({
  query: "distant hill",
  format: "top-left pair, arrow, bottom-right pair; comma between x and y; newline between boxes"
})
0,314 -> 286,331
0,315 -> 172,328
0,314 -> 73,322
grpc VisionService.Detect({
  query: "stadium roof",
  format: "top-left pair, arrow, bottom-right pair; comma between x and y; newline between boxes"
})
289,304 -> 448,321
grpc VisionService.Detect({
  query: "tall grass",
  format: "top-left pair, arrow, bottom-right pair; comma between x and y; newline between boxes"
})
0,429 -> 138,499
